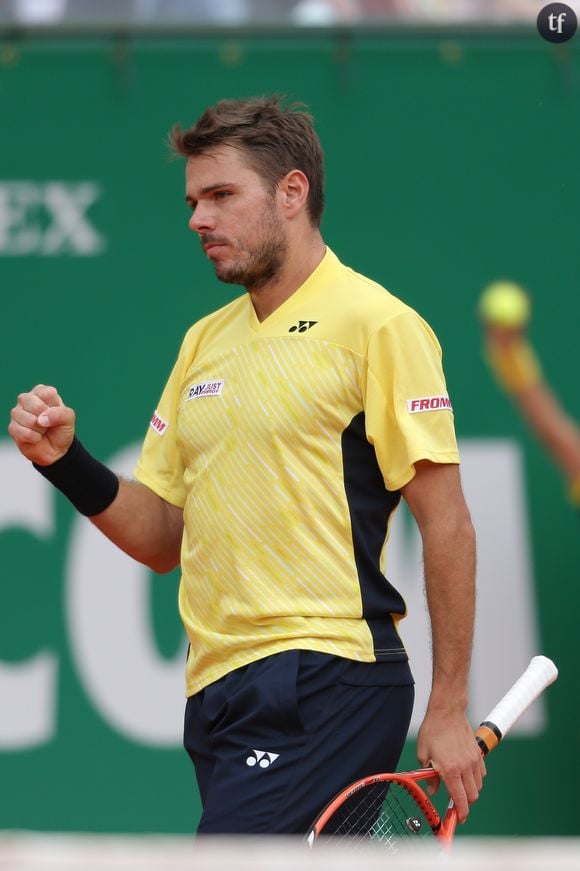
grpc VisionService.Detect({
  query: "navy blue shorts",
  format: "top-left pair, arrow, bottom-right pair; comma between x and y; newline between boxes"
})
184,649 -> 414,835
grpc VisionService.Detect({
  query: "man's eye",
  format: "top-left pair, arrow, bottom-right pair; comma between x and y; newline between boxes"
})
215,191 -> 231,199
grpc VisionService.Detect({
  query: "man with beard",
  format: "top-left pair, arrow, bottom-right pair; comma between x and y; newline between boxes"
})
8,96 -> 484,835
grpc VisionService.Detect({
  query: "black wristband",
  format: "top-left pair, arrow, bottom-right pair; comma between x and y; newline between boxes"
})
33,436 -> 120,517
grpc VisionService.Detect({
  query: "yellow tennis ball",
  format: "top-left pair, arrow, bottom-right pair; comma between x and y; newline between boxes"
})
479,281 -> 530,328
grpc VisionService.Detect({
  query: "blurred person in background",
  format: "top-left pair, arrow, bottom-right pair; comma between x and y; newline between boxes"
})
9,96 -> 483,835
481,286 -> 580,509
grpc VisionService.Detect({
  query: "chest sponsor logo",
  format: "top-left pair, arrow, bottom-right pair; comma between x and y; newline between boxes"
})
289,320 -> 317,333
407,395 -> 453,414
186,379 -> 225,401
149,410 -> 169,435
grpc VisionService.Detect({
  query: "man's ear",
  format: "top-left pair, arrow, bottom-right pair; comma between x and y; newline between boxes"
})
278,169 -> 310,218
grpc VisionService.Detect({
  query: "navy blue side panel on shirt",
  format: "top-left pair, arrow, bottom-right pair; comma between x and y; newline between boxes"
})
341,411 -> 407,660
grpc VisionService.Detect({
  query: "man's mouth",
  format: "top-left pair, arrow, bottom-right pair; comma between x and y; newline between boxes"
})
205,244 -> 225,257
202,237 -> 228,257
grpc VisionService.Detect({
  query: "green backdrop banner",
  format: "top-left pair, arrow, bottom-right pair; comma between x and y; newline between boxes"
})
1,29 -> 578,836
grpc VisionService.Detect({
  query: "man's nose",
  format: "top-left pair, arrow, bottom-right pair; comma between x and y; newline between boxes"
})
188,204 -> 216,233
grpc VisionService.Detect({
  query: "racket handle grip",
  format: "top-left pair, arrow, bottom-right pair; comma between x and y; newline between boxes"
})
476,656 -> 558,753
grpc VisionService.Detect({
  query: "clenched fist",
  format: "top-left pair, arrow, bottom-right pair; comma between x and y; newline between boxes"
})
9,385 -> 76,466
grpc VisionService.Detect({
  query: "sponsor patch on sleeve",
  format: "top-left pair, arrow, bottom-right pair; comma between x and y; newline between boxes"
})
149,410 -> 169,435
407,395 -> 453,414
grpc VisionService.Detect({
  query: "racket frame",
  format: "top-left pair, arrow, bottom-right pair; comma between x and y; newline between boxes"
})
308,768 -> 457,845
307,655 -> 558,847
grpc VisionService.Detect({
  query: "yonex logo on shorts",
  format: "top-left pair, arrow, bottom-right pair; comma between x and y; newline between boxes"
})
149,410 -> 168,435
245,749 -> 280,768
407,395 -> 453,414
186,380 -> 224,400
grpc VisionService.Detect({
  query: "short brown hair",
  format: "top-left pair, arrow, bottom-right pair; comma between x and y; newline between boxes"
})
170,96 -> 325,227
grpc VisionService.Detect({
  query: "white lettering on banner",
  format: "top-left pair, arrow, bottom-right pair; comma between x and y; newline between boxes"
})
67,443 -> 187,746
0,437 -> 544,748
0,181 -> 105,255
0,442 -> 58,748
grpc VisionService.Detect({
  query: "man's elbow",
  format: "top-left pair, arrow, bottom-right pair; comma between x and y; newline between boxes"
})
449,509 -> 476,549
140,551 -> 181,575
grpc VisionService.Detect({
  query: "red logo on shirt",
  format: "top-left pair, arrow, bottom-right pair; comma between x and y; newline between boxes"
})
149,410 -> 168,435
407,396 -> 453,414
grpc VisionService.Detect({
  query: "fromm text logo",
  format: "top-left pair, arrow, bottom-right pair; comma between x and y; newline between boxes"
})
149,410 -> 168,435
407,395 -> 453,414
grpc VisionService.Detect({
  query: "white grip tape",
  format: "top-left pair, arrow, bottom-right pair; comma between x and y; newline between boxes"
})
483,656 -> 558,739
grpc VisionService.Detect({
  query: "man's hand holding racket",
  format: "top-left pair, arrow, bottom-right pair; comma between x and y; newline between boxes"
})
307,656 -> 557,848
9,384 -> 75,466
416,703 -> 486,823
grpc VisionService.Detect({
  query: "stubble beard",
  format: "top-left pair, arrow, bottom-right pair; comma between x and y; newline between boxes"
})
214,205 -> 288,293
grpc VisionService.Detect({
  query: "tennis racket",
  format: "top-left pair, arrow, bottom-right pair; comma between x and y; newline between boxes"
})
306,655 -> 558,849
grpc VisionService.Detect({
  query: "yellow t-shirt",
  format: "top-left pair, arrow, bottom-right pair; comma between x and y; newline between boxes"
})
134,248 -> 459,696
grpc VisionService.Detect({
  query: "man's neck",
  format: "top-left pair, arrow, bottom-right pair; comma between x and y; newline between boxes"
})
249,234 -> 326,322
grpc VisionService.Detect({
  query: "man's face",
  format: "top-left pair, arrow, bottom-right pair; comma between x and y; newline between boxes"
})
185,145 -> 288,291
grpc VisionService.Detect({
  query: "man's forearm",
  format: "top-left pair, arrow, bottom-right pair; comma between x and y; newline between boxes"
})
422,511 -> 476,710
90,478 -> 184,574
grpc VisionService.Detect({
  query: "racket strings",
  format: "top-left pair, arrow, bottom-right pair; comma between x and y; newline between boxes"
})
321,781 -> 435,850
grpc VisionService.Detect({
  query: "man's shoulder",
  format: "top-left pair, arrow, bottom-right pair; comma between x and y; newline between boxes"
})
329,251 -> 417,324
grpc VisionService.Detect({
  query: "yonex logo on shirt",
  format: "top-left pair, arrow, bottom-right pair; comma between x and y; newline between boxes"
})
407,395 -> 453,414
289,320 -> 317,333
186,380 -> 225,400
245,749 -> 280,768
149,410 -> 168,435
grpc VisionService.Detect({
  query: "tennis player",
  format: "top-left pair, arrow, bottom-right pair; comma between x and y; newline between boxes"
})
9,96 -> 484,834
482,306 -> 580,509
